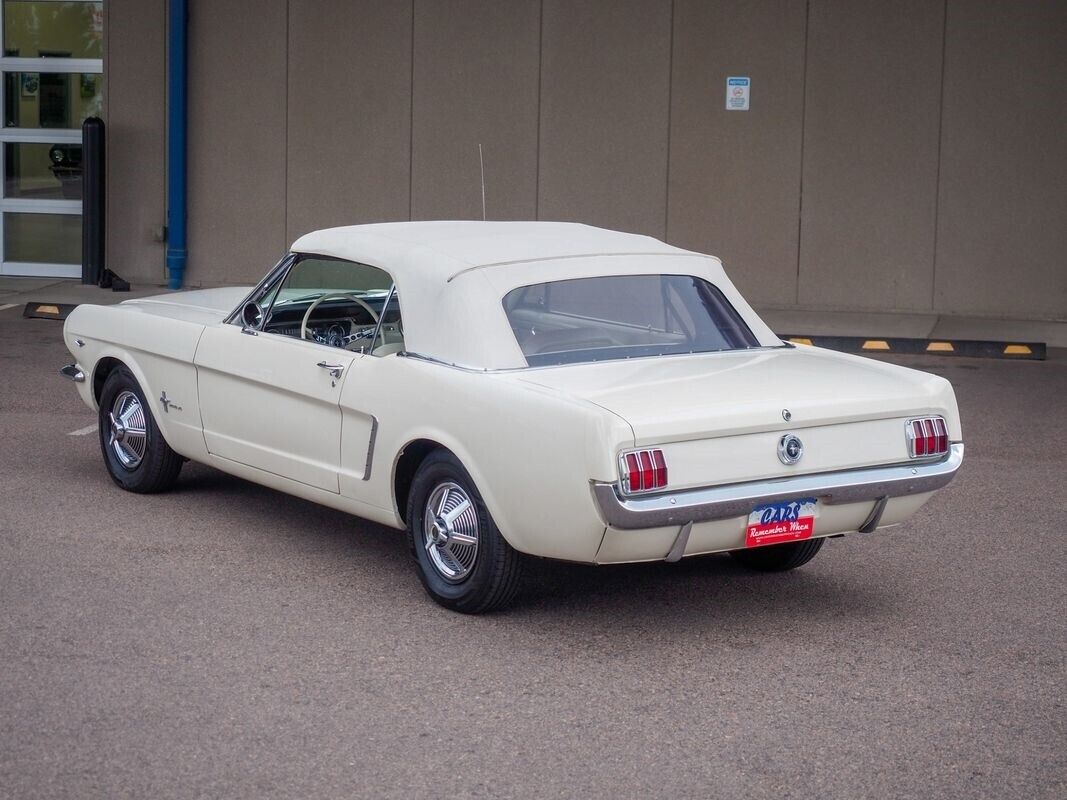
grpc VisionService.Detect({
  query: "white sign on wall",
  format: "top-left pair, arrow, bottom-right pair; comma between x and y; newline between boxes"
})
725,76 -> 750,111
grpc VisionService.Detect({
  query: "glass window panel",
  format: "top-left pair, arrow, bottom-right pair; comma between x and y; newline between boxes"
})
280,258 -> 394,294
4,141 -> 81,199
4,212 -> 80,263
3,1 -> 103,59
503,275 -> 759,366
4,70 -> 103,128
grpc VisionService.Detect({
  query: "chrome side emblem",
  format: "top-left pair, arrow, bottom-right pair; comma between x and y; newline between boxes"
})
778,434 -> 803,465
159,391 -> 182,413
782,408 -> 792,421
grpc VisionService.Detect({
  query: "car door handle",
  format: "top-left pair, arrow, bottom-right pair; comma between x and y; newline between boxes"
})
316,361 -> 345,379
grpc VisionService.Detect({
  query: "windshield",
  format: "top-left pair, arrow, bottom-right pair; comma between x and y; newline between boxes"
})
273,287 -> 390,306
503,274 -> 759,366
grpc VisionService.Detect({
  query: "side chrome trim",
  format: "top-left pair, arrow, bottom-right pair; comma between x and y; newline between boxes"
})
362,416 -> 379,481
60,363 -> 85,383
398,351 -> 487,372
592,443 -> 964,530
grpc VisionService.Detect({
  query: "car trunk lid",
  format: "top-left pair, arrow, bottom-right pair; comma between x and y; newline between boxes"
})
514,345 -> 955,488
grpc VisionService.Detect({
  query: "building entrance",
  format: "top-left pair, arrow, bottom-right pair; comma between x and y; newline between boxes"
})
0,1 -> 103,278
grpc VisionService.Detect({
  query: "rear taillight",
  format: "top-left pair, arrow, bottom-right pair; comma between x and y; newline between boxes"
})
907,416 -> 949,458
620,448 -> 668,494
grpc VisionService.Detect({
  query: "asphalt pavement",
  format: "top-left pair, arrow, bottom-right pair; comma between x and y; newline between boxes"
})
1,304 -> 1064,799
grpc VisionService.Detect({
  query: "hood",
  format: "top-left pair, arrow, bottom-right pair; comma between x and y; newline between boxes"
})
117,287 -> 252,325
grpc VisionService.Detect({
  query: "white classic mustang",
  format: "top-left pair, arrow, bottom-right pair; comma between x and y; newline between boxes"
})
61,222 -> 963,612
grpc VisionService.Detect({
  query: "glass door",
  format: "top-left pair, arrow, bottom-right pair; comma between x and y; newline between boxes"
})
0,0 -> 103,277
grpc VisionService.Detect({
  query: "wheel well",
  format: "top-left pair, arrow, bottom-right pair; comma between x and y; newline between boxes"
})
92,357 -> 125,404
393,439 -> 449,523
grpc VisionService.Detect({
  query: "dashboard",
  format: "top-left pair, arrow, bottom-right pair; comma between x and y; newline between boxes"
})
262,296 -> 402,351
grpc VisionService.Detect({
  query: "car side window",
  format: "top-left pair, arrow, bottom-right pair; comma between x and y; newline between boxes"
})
249,255 -> 403,354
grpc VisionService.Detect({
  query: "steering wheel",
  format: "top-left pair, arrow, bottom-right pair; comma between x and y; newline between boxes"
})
300,292 -> 379,342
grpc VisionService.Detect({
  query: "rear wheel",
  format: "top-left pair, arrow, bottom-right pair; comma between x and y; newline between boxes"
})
729,538 -> 824,572
406,450 -> 522,613
97,366 -> 183,493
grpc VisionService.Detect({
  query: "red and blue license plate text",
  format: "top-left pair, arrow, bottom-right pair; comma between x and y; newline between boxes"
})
745,498 -> 818,548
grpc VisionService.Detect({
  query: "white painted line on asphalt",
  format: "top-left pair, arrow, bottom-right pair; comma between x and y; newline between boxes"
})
0,303 -> 19,312
68,424 -> 98,436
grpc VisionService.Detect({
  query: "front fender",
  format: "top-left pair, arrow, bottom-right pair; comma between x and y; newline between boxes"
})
62,304 -> 209,462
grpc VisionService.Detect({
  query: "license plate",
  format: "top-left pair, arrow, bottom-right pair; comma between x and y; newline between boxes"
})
745,497 -> 818,548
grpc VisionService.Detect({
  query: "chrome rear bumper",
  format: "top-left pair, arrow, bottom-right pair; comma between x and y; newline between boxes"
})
592,443 -> 964,530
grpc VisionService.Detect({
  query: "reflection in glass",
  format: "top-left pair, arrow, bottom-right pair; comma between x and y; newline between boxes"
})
3,1 -> 103,59
4,141 -> 81,199
4,212 -> 80,263
3,70 -> 102,128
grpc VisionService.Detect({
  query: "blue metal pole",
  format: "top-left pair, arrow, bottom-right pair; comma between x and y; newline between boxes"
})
165,0 -> 187,290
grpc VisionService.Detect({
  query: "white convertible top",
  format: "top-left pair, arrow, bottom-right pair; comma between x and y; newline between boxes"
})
290,221 -> 780,369
292,221 -> 699,281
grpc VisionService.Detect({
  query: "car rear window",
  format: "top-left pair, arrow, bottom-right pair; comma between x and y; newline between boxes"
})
502,274 -> 759,366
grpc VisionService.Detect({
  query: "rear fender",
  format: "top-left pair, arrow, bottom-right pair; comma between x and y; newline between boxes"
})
383,381 -> 632,562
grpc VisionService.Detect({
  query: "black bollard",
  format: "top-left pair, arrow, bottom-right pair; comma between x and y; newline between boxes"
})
81,116 -> 105,286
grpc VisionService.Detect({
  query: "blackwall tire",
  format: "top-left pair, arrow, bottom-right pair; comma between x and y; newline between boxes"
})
729,537 -> 825,572
406,450 -> 522,613
97,366 -> 183,494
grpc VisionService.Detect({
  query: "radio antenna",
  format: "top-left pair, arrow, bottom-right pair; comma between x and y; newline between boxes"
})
478,143 -> 487,221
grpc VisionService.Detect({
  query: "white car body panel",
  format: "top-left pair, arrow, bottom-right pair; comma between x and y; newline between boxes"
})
195,324 -> 359,493
61,221 -> 964,566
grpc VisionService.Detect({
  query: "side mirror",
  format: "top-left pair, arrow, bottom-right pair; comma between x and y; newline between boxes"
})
242,301 -> 263,329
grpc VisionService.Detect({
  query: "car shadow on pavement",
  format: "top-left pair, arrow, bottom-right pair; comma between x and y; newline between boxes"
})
516,549 -> 900,626
116,461 -> 903,628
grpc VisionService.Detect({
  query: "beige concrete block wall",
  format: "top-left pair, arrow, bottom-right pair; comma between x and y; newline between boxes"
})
798,0 -> 945,312
104,0 -> 166,285
286,0 -> 413,244
666,0 -> 807,307
185,0 -> 288,286
934,0 -> 1067,319
411,0 -> 540,221
104,1 -> 1065,320
537,0 -> 672,236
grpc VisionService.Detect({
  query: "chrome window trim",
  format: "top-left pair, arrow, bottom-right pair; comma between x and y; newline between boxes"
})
396,344 -> 795,374
592,443 -> 964,530
368,284 -> 396,355
225,252 -> 297,327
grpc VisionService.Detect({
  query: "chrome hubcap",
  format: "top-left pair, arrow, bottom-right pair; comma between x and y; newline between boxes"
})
422,481 -> 479,583
108,390 -> 147,469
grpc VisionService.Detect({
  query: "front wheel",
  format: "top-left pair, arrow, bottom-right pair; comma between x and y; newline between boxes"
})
97,366 -> 183,493
406,450 -> 522,613
729,537 -> 824,572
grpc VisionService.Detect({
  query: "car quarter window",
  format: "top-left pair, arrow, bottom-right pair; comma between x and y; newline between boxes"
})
503,274 -> 758,367
243,255 -> 404,355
